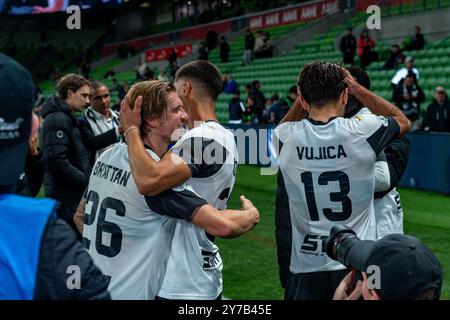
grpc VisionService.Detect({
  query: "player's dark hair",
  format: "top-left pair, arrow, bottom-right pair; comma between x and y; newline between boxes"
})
345,66 -> 371,116
57,74 -> 89,100
175,60 -> 223,101
90,81 -> 108,94
298,61 -> 346,108
347,66 -> 371,90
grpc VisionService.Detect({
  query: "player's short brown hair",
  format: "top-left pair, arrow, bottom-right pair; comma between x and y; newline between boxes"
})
57,74 -> 89,100
127,80 -> 176,136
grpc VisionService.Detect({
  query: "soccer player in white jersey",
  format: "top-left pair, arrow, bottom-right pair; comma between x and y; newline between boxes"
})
119,60 -> 248,300
274,61 -> 410,300
74,80 -> 259,300
344,66 -> 410,239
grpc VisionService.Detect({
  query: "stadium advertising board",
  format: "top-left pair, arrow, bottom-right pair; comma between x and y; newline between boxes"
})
144,44 -> 193,63
248,0 -> 340,30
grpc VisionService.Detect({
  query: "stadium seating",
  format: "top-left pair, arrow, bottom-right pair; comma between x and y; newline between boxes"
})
32,1 -> 450,124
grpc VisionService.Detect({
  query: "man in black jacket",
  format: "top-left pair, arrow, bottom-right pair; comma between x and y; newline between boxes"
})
40,74 -> 117,234
251,80 -> 266,124
393,74 -> 425,129
405,26 -> 425,51
423,87 -> 450,132
243,29 -> 255,65
0,53 -> 110,300
340,27 -> 356,65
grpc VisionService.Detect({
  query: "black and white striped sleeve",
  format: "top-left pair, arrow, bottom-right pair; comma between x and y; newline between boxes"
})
144,184 -> 207,221
171,136 -> 229,178
352,114 -> 400,156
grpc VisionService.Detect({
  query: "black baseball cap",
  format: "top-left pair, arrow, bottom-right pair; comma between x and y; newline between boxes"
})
0,53 -> 35,186
350,234 -> 442,300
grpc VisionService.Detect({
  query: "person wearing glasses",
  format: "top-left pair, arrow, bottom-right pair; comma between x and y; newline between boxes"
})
423,87 -> 450,132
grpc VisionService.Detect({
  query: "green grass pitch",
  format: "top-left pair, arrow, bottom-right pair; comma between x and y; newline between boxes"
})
217,165 -> 450,300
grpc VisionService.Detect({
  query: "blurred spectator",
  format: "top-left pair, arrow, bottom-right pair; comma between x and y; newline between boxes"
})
228,90 -> 246,124
423,87 -> 450,132
157,69 -> 169,81
285,85 -> 298,107
251,80 -> 266,123
261,32 -> 274,58
391,56 -> 419,89
40,74 -> 91,235
198,42 -> 209,60
223,73 -> 238,94
219,36 -> 230,63
268,93 -> 283,124
135,59 -> 149,81
268,86 -> 298,124
244,96 -> 256,124
110,78 -> 120,92
245,83 -> 253,97
393,74 -> 425,130
243,29 -> 255,65
166,49 -> 178,79
383,44 -> 405,70
405,26 -> 425,51
78,58 -> 91,79
118,80 -> 129,102
357,29 -> 378,69
79,81 -> 121,164
169,61 -> 179,82
206,29 -> 218,51
167,49 -> 177,66
104,69 -> 116,79
118,43 -> 134,59
254,31 -> 265,59
144,67 -> 155,80
340,27 -> 356,65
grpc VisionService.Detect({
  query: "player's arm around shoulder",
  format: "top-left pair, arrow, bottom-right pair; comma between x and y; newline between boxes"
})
144,184 -> 259,238
191,195 -> 260,239
130,142 -> 192,196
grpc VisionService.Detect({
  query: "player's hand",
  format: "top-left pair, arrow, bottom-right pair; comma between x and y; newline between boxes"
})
333,271 -> 363,300
120,95 -> 143,131
343,72 -> 360,96
240,195 -> 260,224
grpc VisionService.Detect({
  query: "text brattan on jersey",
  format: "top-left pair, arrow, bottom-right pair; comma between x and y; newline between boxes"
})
92,161 -> 131,187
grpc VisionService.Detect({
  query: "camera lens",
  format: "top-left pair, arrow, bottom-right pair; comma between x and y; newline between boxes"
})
325,224 -> 374,270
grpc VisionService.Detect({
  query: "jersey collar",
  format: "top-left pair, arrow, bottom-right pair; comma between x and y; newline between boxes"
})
306,117 -> 338,125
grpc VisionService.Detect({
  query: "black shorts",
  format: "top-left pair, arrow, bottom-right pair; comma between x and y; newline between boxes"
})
284,269 -> 349,300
